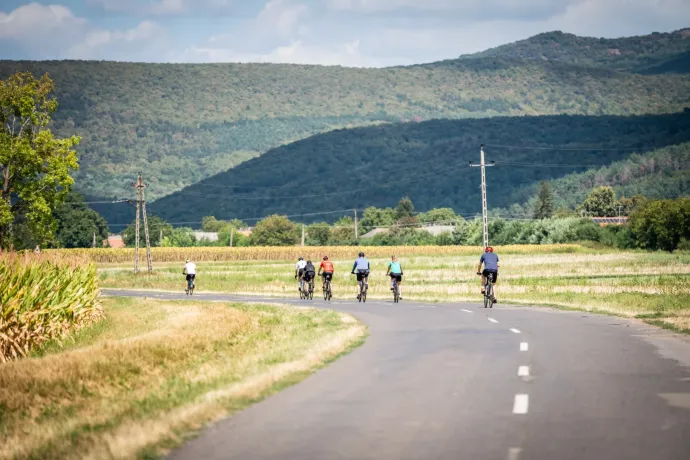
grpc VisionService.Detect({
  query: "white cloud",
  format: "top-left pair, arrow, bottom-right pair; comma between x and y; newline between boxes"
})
89,0 -> 235,16
0,3 -> 169,61
256,0 -> 309,40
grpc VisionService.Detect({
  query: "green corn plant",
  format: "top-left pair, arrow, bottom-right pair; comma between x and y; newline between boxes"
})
1,252 -> 103,362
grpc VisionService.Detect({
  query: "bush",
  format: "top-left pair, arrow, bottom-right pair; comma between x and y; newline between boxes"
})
1,252 -> 103,362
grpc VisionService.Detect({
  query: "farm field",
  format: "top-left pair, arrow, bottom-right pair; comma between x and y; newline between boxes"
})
95,246 -> 690,333
0,297 -> 365,460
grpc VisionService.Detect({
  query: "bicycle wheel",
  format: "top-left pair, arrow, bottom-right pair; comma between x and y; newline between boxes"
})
362,282 -> 367,303
393,281 -> 399,303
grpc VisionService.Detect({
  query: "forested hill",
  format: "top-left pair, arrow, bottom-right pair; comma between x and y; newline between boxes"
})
2,28 -> 690,200
461,28 -> 690,74
146,111 -> 690,225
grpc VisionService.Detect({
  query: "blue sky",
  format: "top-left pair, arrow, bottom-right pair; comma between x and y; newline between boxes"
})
1,0 -> 689,66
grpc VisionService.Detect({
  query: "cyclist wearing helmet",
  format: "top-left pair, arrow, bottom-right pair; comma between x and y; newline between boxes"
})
385,255 -> 404,300
183,258 -> 196,292
318,255 -> 335,289
351,252 -> 370,299
477,246 -> 499,302
302,259 -> 316,288
295,256 -> 307,291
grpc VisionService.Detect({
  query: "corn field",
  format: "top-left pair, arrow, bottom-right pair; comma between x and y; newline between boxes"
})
1,252 -> 103,362
45,244 -> 585,263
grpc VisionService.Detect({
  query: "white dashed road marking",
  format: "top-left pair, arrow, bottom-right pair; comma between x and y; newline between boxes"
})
513,394 -> 529,414
518,366 -> 530,377
461,309 -> 473,313
520,342 -> 529,351
488,317 -> 499,323
508,447 -> 522,460
510,328 -> 521,334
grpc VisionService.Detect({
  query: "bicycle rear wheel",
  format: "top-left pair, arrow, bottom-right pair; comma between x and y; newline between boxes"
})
393,281 -> 399,303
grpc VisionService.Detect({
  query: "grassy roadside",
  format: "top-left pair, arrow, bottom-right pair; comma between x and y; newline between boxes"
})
97,250 -> 690,333
0,297 -> 366,460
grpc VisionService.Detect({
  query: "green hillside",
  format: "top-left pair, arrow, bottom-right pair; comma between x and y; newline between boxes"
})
142,111 -> 690,227
3,29 -> 690,199
463,28 -> 690,73
506,143 -> 690,213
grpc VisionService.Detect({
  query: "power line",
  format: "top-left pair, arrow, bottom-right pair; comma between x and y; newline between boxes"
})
484,143 -> 653,152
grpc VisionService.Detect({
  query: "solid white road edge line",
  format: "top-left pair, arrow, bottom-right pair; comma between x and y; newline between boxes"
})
513,394 -> 529,414
508,447 -> 522,460
518,366 -> 530,377
488,317 -> 499,323
520,342 -> 529,351
510,328 -> 521,334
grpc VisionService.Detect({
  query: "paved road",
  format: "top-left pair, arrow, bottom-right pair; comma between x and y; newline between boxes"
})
103,289 -> 690,460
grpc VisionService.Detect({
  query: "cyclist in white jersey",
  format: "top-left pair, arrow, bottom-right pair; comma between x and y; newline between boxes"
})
295,257 -> 307,291
183,259 -> 196,291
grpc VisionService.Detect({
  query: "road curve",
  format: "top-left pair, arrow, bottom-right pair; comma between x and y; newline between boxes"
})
103,289 -> 690,460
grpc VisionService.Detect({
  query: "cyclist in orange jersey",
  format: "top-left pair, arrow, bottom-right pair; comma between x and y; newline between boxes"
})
318,255 -> 335,289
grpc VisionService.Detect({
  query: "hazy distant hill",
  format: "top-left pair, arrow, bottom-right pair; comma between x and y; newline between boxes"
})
2,28 -> 690,200
462,28 -> 690,74
143,111 -> 690,227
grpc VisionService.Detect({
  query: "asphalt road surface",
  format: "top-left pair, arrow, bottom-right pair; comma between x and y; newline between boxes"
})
103,289 -> 690,460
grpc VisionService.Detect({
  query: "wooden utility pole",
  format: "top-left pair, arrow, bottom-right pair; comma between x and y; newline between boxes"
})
133,173 -> 153,274
470,145 -> 495,249
301,224 -> 305,247
230,227 -> 234,247
354,209 -> 358,240
92,232 -> 96,248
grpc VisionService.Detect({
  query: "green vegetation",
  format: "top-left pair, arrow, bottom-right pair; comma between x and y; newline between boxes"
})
0,72 -> 81,250
0,252 -> 102,362
3,29 -> 690,200
53,193 -> 109,248
507,143 -> 690,215
464,28 -> 690,74
149,112 -> 690,225
629,198 -> 690,251
0,296 -> 365,459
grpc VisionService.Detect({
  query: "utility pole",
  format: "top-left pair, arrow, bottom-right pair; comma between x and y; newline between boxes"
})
469,145 -> 495,249
133,173 -> 153,274
301,224 -> 305,247
230,227 -> 234,247
354,209 -> 358,241
617,205 -> 623,219
92,232 -> 96,248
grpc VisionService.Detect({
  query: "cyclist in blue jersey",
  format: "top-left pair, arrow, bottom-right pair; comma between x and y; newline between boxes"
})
477,246 -> 500,303
385,255 -> 404,300
351,252 -> 370,300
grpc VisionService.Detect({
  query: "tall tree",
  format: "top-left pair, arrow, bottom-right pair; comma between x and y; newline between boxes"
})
533,180 -> 554,219
396,197 -> 415,220
0,72 -> 81,249
579,186 -> 618,217
250,215 -> 299,246
54,192 -> 109,248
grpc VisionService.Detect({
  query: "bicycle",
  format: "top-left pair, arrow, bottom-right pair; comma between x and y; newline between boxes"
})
185,276 -> 195,296
352,271 -> 369,303
323,277 -> 333,301
391,276 -> 400,303
299,277 -> 314,300
479,272 -> 495,309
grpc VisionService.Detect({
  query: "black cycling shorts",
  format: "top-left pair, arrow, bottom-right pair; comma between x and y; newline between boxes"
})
389,273 -> 402,282
303,271 -> 315,281
186,274 -> 196,281
322,272 -> 333,281
482,269 -> 498,282
298,268 -> 305,278
356,270 -> 370,282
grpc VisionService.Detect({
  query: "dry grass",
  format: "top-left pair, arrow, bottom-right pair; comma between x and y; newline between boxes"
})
45,244 -> 587,263
0,297 -> 365,460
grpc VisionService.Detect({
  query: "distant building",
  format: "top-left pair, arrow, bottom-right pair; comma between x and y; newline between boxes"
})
193,231 -> 219,242
237,228 -> 253,237
591,217 -> 628,227
105,235 -> 125,248
361,224 -> 456,239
